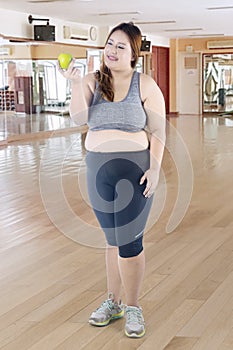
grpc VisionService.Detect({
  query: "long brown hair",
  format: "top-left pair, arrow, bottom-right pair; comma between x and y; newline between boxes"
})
95,22 -> 142,101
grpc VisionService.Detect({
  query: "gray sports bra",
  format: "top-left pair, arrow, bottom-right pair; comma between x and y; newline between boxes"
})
87,71 -> 147,132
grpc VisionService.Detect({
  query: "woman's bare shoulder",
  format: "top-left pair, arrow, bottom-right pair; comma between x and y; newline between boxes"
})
139,73 -> 161,101
140,73 -> 158,89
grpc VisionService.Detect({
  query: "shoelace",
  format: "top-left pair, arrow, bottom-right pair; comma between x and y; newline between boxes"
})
126,307 -> 144,324
96,299 -> 114,312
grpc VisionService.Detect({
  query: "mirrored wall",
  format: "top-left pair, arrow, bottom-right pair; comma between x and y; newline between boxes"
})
203,53 -> 233,113
0,41 -> 89,143
0,42 -> 149,143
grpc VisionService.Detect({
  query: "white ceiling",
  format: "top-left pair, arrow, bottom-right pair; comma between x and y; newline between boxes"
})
0,0 -> 233,39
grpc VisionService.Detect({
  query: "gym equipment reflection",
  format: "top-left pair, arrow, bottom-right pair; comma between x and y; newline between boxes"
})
203,53 -> 233,113
0,44 -> 148,142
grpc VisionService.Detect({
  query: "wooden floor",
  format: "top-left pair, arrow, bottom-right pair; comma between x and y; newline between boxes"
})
0,114 -> 233,350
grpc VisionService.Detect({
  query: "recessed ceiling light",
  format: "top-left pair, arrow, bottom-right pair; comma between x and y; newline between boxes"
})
207,6 -> 233,10
28,0 -> 72,2
164,28 -> 203,32
188,34 -> 225,37
136,20 -> 176,25
98,11 -> 141,16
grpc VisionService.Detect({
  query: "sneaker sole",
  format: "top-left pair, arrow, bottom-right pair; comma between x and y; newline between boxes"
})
125,329 -> 146,338
89,310 -> 124,327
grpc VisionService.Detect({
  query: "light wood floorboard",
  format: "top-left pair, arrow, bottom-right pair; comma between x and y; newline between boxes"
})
0,115 -> 233,349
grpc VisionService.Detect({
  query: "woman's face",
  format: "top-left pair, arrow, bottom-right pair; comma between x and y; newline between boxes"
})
104,30 -> 134,71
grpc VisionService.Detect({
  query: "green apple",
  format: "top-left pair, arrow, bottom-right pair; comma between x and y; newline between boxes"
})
58,53 -> 73,69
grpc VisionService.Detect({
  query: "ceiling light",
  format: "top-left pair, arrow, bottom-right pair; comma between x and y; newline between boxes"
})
98,11 -> 141,16
136,20 -> 176,25
28,0 -> 72,2
188,34 -> 224,37
207,6 -> 233,10
164,28 -> 203,32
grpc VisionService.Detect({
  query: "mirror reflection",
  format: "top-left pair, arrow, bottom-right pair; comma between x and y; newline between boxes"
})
0,43 -> 146,142
0,43 -> 97,141
203,53 -> 233,113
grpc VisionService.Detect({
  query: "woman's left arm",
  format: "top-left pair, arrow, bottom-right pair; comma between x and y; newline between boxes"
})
139,74 -> 166,198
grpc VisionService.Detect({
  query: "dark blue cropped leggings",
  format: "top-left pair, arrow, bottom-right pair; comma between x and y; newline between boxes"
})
85,149 -> 153,258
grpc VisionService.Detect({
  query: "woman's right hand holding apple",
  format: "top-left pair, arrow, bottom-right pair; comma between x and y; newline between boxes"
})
57,58 -> 82,84
57,54 -> 89,125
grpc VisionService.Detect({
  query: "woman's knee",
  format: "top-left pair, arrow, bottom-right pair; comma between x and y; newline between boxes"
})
118,236 -> 143,258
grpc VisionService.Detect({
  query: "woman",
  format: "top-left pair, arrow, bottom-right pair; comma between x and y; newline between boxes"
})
58,22 -> 166,338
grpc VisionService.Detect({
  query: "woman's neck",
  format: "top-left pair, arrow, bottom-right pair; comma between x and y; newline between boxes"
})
110,68 -> 134,81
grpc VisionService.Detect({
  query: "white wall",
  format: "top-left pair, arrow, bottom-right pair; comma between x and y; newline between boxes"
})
0,9 -> 32,38
0,8 -> 109,47
148,34 -> 170,48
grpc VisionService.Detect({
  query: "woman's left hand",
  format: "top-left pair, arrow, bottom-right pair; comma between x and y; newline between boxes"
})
140,168 -> 160,198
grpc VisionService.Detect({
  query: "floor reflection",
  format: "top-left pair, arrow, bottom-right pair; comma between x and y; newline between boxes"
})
0,111 -> 77,141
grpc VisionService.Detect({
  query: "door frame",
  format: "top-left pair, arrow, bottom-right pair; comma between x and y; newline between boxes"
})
152,46 -> 170,114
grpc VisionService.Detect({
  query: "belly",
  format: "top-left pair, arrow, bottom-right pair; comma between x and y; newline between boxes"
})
85,129 -> 149,152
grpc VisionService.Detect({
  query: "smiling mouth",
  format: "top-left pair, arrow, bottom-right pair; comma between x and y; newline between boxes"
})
107,55 -> 118,61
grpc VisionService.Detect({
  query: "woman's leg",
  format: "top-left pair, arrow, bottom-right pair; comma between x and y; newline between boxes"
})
118,250 -> 145,306
105,244 -> 122,302
86,151 -> 119,299
120,249 -> 147,338
113,150 -> 152,306
89,242 -> 124,326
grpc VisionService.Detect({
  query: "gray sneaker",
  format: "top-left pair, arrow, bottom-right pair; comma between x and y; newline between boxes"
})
89,294 -> 124,327
124,306 -> 145,338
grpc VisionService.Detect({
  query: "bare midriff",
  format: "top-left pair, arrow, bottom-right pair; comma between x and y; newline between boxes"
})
85,129 -> 149,152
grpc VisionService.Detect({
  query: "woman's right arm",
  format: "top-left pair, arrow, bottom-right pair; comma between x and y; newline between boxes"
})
58,59 -> 95,126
